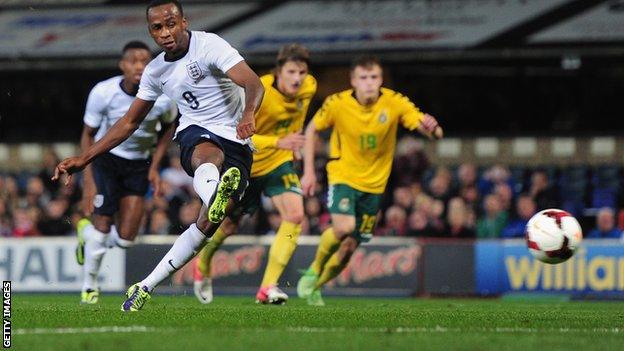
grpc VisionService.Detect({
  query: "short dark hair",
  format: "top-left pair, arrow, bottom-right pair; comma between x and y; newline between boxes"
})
275,43 -> 310,68
122,41 -> 150,55
350,55 -> 382,72
146,0 -> 183,18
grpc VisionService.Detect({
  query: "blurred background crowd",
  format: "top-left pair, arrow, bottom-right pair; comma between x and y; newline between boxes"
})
2,134 -> 623,240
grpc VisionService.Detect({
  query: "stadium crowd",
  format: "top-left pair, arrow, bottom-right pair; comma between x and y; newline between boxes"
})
1,136 -> 623,240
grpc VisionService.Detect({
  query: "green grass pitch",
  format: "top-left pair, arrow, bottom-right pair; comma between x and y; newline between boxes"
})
12,294 -> 624,351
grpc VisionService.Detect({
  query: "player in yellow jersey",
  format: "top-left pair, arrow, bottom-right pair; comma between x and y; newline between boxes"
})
193,44 -> 317,304
297,55 -> 442,306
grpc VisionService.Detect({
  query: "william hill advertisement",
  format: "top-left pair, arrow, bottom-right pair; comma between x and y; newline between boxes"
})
476,240 -> 624,295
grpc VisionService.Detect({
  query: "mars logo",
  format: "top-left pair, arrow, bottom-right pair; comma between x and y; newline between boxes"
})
186,61 -> 203,82
330,246 -> 420,286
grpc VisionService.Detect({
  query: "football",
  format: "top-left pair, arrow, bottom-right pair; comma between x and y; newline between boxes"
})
525,209 -> 583,264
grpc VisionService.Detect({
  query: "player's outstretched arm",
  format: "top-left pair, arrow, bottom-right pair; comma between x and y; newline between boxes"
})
300,121 -> 318,197
149,122 -> 176,197
52,98 -> 155,184
226,61 -> 264,139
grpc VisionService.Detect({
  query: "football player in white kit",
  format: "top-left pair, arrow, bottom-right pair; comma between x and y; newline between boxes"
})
53,0 -> 265,311
76,40 -> 176,305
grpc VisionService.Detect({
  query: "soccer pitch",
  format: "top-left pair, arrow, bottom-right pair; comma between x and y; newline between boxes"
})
12,294 -> 624,351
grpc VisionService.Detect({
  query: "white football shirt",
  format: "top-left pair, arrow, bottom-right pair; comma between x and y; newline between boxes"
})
84,75 -> 176,160
136,31 -> 247,145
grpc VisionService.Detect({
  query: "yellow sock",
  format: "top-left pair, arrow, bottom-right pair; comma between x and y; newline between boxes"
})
260,221 -> 301,287
196,227 -> 228,277
310,227 -> 341,275
315,252 -> 347,288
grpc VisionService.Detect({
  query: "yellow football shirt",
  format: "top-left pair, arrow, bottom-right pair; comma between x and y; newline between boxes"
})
251,74 -> 317,177
312,87 -> 424,194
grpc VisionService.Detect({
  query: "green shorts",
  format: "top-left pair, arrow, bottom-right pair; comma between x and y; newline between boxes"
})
327,183 -> 382,243
236,161 -> 302,216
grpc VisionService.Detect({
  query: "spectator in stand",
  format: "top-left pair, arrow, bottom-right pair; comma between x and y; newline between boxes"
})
380,205 -> 407,236
406,209 -> 431,237
494,183 -> 514,213
158,179 -> 191,229
11,207 -> 40,237
266,211 -> 282,235
427,167 -> 452,203
161,155 -> 193,190
305,197 -> 327,235
618,209 -> 624,231
587,207 -> 622,239
174,199 -> 202,235
1,175 -> 19,209
445,197 -> 475,238
0,200 -> 11,237
38,198 -> 72,235
477,193 -> 508,238
38,149 -> 61,195
413,193 -> 445,236
148,209 -> 171,235
459,183 -> 480,212
392,136 -> 429,186
24,176 -> 50,210
393,186 -> 414,212
478,164 -> 512,196
529,169 -> 559,210
501,194 -> 536,238
457,163 -> 478,188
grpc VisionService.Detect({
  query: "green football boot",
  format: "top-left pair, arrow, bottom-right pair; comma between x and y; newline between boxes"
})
75,218 -> 91,265
296,268 -> 319,299
307,288 -> 325,307
207,167 -> 241,223
121,283 -> 151,312
80,289 -> 99,305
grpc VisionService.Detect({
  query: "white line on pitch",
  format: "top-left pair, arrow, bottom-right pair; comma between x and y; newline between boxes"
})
14,326 -> 158,335
15,326 -> 624,335
285,326 -> 624,334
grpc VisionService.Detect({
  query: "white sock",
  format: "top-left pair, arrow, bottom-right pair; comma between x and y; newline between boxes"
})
82,224 -> 107,291
193,163 -> 220,206
105,225 -> 134,248
140,224 -> 207,291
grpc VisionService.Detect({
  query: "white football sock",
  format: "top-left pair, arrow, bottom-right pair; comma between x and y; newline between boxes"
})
105,225 -> 134,249
193,163 -> 220,206
140,223 -> 207,291
82,224 -> 108,291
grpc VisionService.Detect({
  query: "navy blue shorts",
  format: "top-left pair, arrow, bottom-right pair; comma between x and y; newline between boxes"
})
175,125 -> 252,202
92,152 -> 150,216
